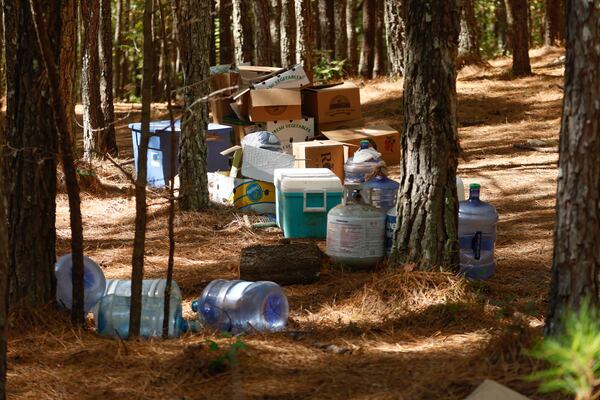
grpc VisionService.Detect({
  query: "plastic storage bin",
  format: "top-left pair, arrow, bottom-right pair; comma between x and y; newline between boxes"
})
129,121 -> 233,187
275,168 -> 343,238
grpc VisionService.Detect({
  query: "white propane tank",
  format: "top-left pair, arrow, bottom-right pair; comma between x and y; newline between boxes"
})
326,190 -> 386,270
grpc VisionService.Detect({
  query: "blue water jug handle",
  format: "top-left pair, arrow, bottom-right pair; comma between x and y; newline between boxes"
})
472,231 -> 482,260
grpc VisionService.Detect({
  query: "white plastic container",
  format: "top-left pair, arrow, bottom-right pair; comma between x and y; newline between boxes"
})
456,176 -> 465,202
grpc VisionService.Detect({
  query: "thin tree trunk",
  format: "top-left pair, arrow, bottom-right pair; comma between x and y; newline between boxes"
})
373,0 -> 385,77
544,0 -> 565,46
179,0 -> 211,210
0,16 -> 8,400
280,0 -> 296,66
270,0 -> 282,65
4,0 -> 58,307
114,0 -> 123,99
390,0 -> 461,270
495,0 -> 509,54
334,0 -> 347,60
318,0 -> 333,56
130,0 -> 155,339
346,0 -> 358,74
59,0 -> 78,154
544,0 -> 600,336
232,0 -> 253,64
210,0 -> 217,65
359,0 -> 376,78
457,0 -> 482,67
219,0 -> 233,64
99,0 -> 118,155
505,0 -> 531,76
253,0 -> 272,65
384,0 -> 404,76
295,0 -> 314,78
120,0 -> 131,97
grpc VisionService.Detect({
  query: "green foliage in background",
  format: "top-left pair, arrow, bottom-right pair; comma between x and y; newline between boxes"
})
529,298 -> 600,400
313,50 -> 348,84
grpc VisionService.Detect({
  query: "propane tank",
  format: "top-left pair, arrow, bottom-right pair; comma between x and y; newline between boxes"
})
326,190 -> 386,270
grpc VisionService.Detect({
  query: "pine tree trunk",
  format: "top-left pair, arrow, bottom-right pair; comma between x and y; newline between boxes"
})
295,0 -> 314,77
60,0 -> 77,152
121,0 -> 131,95
505,0 -> 531,76
280,0 -> 296,66
270,0 -> 282,65
3,0 -> 58,307
359,0 -> 376,78
384,0 -> 404,76
457,0 -> 481,67
99,0 -> 118,155
253,0 -> 272,65
210,0 -> 217,65
114,0 -> 123,99
390,0 -> 461,270
81,0 -> 106,162
318,0 -> 333,57
232,0 -> 254,64
544,0 -> 600,336
495,0 -> 509,54
219,0 -> 233,64
373,0 -> 385,77
179,0 -> 211,210
333,0 -> 347,60
346,0 -> 358,74
0,16 -> 8,400
544,0 -> 565,46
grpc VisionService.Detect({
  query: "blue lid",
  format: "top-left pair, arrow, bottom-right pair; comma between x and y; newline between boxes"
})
128,120 -> 181,133
263,294 -> 286,324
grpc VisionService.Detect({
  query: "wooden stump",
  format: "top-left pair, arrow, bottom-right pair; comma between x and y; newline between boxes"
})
239,243 -> 322,285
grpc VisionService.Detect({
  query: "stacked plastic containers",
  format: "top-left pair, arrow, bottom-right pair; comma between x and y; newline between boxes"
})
361,172 -> 400,212
95,279 -> 188,339
193,280 -> 289,334
274,168 -> 343,238
55,254 -> 107,313
458,183 -> 498,280
344,140 -> 385,186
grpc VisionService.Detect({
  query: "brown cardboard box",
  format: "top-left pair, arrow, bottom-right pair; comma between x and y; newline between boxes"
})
293,140 -> 348,181
321,124 -> 401,166
317,118 -> 365,134
302,82 -> 362,124
210,92 -> 235,123
238,65 -> 281,86
234,88 -> 302,122
210,72 -> 240,93
252,64 -> 311,90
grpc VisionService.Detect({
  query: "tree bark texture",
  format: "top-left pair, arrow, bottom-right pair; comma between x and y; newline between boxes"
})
346,0 -> 358,74
232,0 -> 253,64
99,0 -> 118,155
390,0 -> 461,270
59,0 -> 77,148
81,0 -> 106,162
494,0 -> 509,54
544,0 -> 565,46
179,0 -> 211,210
0,20 -> 8,400
210,0 -> 217,66
239,244 -> 322,285
295,0 -> 313,77
373,0 -> 386,77
270,0 -> 282,65
114,0 -> 124,99
3,0 -> 58,307
457,0 -> 481,67
280,0 -> 296,66
318,0 -> 334,56
505,0 -> 531,76
544,0 -> 600,336
359,0 -> 376,78
384,0 -> 404,76
333,0 -> 347,60
253,0 -> 272,65
219,0 -> 234,64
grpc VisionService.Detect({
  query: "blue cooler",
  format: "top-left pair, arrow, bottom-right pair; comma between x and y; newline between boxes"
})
276,168 -> 343,238
130,121 -> 233,187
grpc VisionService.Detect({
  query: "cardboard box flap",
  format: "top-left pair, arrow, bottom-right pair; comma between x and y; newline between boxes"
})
253,64 -> 311,90
233,88 -> 250,101
250,89 -> 301,107
304,81 -> 354,92
322,124 -> 398,141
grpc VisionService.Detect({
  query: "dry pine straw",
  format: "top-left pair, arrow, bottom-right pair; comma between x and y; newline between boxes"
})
10,47 -> 569,400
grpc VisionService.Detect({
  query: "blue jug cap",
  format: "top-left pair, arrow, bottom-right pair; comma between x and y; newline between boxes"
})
191,299 -> 199,312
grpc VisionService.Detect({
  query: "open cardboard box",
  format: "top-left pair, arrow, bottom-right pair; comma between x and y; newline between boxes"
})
293,140 -> 349,181
252,64 -> 311,90
233,88 -> 302,122
255,117 -> 315,154
302,82 -> 362,124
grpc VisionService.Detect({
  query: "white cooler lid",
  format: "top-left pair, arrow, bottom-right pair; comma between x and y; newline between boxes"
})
280,174 -> 342,192
274,168 -> 334,187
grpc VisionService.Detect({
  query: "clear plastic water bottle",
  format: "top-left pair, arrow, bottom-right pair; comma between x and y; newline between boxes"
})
193,280 -> 289,334
55,254 -> 106,313
95,293 -> 188,339
103,279 -> 182,302
458,183 -> 498,280
361,172 -> 400,212
344,140 -> 386,185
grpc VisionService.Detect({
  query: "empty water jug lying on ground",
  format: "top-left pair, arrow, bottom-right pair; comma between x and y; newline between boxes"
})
55,254 -> 106,313
193,280 -> 289,334
103,279 -> 182,301
458,183 -> 498,280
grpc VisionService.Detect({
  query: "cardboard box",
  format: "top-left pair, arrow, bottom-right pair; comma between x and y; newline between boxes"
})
208,172 -> 275,214
210,93 -> 235,124
238,65 -> 281,87
302,82 -> 362,124
234,88 -> 302,122
210,71 -> 240,93
292,140 -> 348,181
321,124 -> 401,165
253,64 -> 311,90
221,115 -> 259,144
254,117 -> 315,154
241,145 -> 295,183
317,118 -> 365,134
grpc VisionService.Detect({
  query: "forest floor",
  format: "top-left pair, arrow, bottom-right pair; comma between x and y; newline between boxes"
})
9,47 -> 568,400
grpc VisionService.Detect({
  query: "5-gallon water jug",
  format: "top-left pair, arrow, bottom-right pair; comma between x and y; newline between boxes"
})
361,173 -> 400,212
458,183 -> 498,280
344,140 -> 386,185
326,190 -> 386,269
193,280 -> 289,334
103,279 -> 182,301
385,206 -> 397,257
95,293 -> 188,339
55,254 -> 106,313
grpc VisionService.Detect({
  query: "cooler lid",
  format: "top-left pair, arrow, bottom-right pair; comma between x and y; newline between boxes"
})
274,168 -> 334,187
280,175 -> 342,192
129,120 -> 181,133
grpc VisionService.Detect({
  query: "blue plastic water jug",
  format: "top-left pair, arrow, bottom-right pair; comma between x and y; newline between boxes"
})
361,173 -> 400,212
458,184 -> 498,280
344,141 -> 385,185
55,254 -> 106,313
192,280 -> 289,334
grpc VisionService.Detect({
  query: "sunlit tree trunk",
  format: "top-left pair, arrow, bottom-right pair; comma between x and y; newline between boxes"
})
270,0 -> 282,65
295,0 -> 313,77
232,0 -> 253,64
333,0 -> 347,60
280,0 -> 296,66
253,0 -> 272,65
346,0 -> 358,74
384,0 -> 404,76
359,0 -> 375,78
457,0 -> 481,67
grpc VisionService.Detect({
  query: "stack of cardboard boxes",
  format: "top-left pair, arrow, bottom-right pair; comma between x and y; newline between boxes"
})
208,64 -> 401,213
